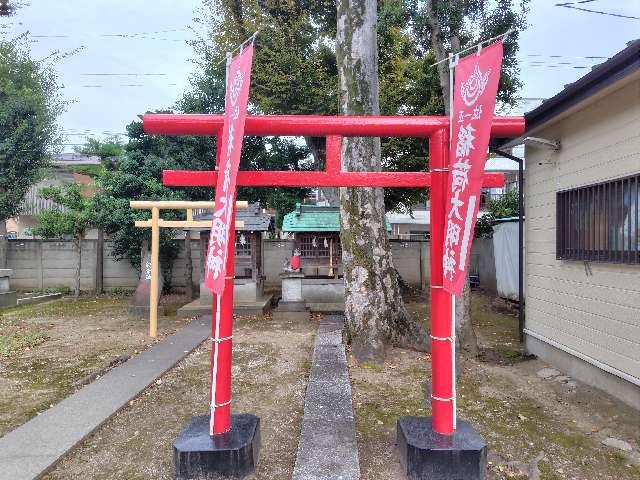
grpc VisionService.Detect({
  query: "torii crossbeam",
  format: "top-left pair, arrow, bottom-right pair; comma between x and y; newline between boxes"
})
144,113 -> 524,438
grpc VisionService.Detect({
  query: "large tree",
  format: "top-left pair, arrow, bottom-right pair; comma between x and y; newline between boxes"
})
336,0 -> 429,362
0,41 -> 62,234
199,0 -> 527,362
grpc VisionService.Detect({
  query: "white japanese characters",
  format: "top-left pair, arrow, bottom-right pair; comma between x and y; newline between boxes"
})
205,61 -> 246,287
460,64 -> 491,107
443,62 -> 493,283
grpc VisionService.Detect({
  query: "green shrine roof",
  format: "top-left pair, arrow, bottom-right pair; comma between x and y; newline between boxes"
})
282,203 -> 390,232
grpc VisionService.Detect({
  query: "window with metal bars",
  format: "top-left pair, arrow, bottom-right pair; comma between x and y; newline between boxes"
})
298,234 -> 342,258
556,174 -> 639,264
234,234 -> 252,257
299,234 -> 330,258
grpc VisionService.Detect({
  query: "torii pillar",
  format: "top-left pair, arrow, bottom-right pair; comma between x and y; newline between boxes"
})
144,113 -> 525,479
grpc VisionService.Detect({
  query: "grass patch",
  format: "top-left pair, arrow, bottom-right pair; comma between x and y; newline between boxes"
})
0,330 -> 47,356
0,296 -> 125,323
538,460 -> 564,480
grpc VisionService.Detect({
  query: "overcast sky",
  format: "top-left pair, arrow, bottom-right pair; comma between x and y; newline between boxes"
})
1,0 -> 638,152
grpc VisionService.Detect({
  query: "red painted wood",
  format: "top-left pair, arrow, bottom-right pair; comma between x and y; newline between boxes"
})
143,113 -> 524,138
162,170 -> 505,188
212,203 -> 236,434
428,129 -> 455,435
146,112 -> 526,438
325,136 -> 342,173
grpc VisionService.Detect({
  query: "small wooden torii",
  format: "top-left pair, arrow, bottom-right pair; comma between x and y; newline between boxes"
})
130,200 -> 247,337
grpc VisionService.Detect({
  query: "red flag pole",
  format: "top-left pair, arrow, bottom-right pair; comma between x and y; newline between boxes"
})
430,128 -> 455,435
448,53 -> 457,431
210,203 -> 236,435
208,123 -> 236,435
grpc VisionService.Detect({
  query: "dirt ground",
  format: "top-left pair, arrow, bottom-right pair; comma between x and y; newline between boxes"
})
350,291 -> 640,480
0,294 -> 191,436
43,313 -> 316,480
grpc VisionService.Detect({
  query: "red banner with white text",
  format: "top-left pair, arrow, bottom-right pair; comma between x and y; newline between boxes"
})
443,41 -> 504,296
204,44 -> 254,294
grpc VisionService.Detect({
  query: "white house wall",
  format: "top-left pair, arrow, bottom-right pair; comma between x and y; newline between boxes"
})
524,78 -> 640,391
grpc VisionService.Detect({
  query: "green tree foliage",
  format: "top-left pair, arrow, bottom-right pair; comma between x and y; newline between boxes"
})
0,41 -> 62,231
75,136 -> 125,169
475,187 -> 519,238
91,78 -> 309,283
197,0 -> 527,211
92,145 -> 184,287
31,184 -> 95,297
419,0 -> 529,111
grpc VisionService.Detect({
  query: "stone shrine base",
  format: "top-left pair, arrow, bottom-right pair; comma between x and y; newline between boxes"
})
396,417 -> 487,480
176,294 -> 273,320
272,301 -> 310,322
174,414 -> 261,480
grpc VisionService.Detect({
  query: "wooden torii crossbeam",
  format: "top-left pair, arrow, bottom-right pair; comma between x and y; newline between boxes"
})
144,113 -> 525,436
130,200 -> 247,337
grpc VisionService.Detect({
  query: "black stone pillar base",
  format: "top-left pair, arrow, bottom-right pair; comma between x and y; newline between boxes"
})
397,416 -> 487,480
174,414 -> 260,479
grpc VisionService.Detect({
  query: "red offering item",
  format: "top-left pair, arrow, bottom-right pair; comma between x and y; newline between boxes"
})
290,255 -> 301,271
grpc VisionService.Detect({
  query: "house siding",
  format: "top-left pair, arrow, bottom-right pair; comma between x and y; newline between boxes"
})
524,78 -> 640,389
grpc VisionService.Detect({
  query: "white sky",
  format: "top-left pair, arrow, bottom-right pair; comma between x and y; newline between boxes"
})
1,0 -> 639,151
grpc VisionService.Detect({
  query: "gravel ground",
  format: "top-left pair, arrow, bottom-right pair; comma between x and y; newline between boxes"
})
43,313 -> 317,480
351,292 -> 640,480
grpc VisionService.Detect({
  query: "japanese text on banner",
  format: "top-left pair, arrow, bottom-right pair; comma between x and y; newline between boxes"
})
204,44 -> 254,294
443,41 -> 504,296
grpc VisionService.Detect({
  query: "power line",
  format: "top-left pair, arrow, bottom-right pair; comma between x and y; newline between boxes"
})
79,73 -> 168,76
520,53 -> 608,60
555,1 -> 640,20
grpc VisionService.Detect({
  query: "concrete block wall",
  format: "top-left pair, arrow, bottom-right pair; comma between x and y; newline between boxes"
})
389,240 -> 429,291
470,237 -> 497,293
262,239 -> 295,286
8,240 -> 99,290
6,237 -> 430,292
101,242 -> 139,290
0,238 -> 7,268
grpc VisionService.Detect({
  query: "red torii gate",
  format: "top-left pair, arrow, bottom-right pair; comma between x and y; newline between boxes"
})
144,113 -> 525,437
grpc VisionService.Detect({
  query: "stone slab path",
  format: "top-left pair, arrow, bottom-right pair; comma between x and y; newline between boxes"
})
293,315 -> 360,480
0,316 -> 211,480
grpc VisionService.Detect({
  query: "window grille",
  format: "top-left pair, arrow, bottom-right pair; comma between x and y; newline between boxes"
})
299,234 -> 334,258
556,174 -> 639,264
234,234 -> 252,257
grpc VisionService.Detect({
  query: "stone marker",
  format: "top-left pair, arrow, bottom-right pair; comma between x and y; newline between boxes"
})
0,268 -> 17,307
397,417 -> 487,480
174,414 -> 260,480
273,271 -> 310,322
128,243 -> 164,316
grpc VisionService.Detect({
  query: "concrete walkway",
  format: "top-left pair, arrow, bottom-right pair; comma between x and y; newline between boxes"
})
293,315 -> 360,480
0,316 -> 211,480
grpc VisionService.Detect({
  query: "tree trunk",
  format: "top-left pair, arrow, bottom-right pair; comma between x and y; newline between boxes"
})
305,136 -> 339,205
336,0 -> 429,363
455,277 -> 478,357
423,0 -> 478,357
74,237 -> 82,298
184,230 -> 194,299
